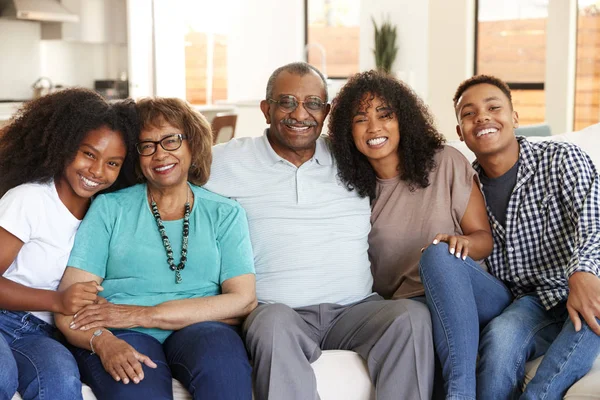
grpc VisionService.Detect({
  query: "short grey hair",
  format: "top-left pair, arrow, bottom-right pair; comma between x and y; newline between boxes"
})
265,62 -> 328,102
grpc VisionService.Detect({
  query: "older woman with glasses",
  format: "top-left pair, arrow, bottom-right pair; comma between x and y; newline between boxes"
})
55,97 -> 257,400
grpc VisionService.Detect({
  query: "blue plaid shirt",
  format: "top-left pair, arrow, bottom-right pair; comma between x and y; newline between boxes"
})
474,137 -> 600,309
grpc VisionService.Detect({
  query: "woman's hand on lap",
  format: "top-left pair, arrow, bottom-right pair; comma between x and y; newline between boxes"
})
430,233 -> 471,260
94,333 -> 157,384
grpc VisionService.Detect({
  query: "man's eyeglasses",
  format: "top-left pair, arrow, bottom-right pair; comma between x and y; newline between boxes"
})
267,95 -> 327,113
136,134 -> 188,156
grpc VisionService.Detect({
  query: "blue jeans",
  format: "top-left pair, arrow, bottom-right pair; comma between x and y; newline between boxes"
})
419,242 -> 513,400
70,321 -> 252,400
0,310 -> 82,400
478,295 -> 600,400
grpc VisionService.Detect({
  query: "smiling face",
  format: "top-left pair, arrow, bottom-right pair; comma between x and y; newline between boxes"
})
260,70 -> 330,164
351,94 -> 401,174
138,122 -> 191,190
60,125 -> 127,200
455,83 -> 519,158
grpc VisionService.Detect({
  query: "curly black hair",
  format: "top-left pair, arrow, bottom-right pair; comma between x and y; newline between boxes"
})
329,70 -> 445,199
0,88 -> 139,198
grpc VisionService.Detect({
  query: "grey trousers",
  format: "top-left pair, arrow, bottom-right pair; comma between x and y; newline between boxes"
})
243,294 -> 434,400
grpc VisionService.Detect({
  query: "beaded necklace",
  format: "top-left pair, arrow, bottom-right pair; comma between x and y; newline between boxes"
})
149,186 -> 190,284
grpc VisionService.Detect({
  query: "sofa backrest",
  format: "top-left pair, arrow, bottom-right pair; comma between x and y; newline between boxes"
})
447,123 -> 600,169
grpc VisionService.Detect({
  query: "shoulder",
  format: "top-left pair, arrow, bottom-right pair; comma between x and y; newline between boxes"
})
90,184 -> 146,210
525,139 -> 595,171
212,136 -> 262,159
434,145 -> 473,169
0,181 -> 52,208
192,184 -> 240,208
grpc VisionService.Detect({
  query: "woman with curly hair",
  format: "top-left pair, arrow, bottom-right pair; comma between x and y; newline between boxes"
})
329,71 -> 506,395
0,88 -> 139,400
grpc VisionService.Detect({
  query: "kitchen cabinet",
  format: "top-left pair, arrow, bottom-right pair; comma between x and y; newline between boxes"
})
41,0 -> 127,44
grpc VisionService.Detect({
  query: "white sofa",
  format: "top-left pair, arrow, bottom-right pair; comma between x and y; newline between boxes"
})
11,124 -> 600,400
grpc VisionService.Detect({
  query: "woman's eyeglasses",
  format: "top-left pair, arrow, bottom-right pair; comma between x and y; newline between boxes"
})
136,134 -> 188,156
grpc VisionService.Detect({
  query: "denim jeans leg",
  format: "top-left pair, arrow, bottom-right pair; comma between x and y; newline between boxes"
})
521,313 -> 600,400
164,321 -> 252,400
477,296 -> 565,400
0,333 -> 18,400
0,310 -> 82,400
419,242 -> 513,400
70,329 -> 173,400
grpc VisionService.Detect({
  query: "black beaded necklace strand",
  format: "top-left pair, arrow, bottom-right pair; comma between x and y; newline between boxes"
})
149,186 -> 190,284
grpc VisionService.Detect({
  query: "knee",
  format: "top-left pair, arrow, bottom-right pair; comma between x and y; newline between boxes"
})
420,242 -> 452,275
387,300 -> 433,336
0,359 -> 18,398
245,303 -> 297,342
479,319 -> 522,367
44,348 -> 82,396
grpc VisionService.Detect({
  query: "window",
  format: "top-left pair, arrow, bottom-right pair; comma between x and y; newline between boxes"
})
574,0 -> 600,131
305,0 -> 360,78
183,1 -> 229,104
475,0 -> 549,125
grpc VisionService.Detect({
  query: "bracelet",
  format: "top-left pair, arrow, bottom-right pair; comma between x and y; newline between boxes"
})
90,329 -> 104,355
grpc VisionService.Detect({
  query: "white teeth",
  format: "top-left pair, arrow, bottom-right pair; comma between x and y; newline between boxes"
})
155,164 -> 175,172
286,125 -> 310,131
80,175 -> 100,187
367,137 -> 388,146
477,128 -> 498,137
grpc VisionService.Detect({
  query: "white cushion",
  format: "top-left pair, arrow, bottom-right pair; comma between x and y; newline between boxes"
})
10,350 -> 375,400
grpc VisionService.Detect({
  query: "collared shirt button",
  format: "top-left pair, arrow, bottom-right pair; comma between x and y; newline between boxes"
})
508,246 -> 515,252
514,276 -> 520,282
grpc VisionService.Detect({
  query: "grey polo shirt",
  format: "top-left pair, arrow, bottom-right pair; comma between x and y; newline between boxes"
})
204,131 -> 373,308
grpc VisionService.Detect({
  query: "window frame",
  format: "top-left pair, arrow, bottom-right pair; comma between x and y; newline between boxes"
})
473,0 -> 545,91
303,0 -> 358,79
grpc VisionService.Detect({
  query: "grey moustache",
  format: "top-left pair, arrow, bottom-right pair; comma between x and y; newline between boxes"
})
282,119 -> 317,127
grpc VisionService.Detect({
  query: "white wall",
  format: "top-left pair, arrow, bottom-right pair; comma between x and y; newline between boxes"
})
226,0 -> 305,102
427,0 -> 475,139
40,41 -> 128,88
359,0 -> 429,100
0,20 -> 41,99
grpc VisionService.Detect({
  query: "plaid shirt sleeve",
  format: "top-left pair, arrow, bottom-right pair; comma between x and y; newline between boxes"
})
559,145 -> 600,279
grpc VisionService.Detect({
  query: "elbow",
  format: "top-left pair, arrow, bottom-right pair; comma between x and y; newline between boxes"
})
240,294 -> 258,317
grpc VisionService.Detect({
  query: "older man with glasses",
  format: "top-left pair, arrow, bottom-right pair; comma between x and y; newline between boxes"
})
204,62 -> 434,400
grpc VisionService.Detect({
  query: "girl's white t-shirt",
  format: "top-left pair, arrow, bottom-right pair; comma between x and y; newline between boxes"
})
0,180 -> 81,324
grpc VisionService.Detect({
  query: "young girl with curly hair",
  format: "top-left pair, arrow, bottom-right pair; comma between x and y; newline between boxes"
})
0,88 -> 139,400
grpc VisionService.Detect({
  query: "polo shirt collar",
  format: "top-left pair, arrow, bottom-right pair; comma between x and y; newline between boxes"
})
261,129 -> 333,166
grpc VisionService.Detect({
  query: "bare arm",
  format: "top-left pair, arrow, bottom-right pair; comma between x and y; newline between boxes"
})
55,266 -> 156,385
0,227 -> 102,314
431,178 -> 493,261
71,273 -> 257,331
54,266 -> 105,349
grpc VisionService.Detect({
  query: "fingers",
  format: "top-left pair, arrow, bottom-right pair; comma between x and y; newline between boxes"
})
97,297 -> 109,304
136,352 -> 158,369
567,304 -> 582,332
80,281 -> 104,293
432,233 -> 447,245
448,236 -> 458,255
122,356 -> 141,384
582,311 -> 600,336
113,364 -> 129,383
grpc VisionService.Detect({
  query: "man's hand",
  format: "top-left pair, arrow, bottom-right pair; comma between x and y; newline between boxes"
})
567,271 -> 600,335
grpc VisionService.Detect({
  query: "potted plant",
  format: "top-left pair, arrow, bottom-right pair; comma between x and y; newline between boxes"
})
372,16 -> 398,74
